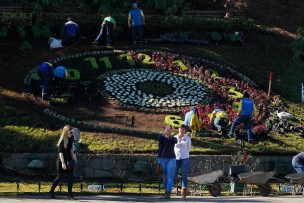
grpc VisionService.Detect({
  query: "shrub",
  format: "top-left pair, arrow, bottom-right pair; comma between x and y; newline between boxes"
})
293,26 -> 304,64
158,16 -> 254,32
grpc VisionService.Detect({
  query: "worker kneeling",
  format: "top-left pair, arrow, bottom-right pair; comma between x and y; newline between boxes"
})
62,18 -> 80,46
53,66 -> 67,88
209,106 -> 229,136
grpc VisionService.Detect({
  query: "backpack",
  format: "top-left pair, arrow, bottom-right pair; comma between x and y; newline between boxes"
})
71,128 -> 81,153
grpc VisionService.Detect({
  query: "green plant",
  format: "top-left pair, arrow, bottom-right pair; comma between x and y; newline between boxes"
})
227,33 -> 243,43
76,0 -> 128,14
0,26 -> 8,38
210,32 -> 222,42
293,26 -> 304,64
145,0 -> 186,15
17,26 -> 26,38
32,24 -> 51,39
159,17 -> 254,32
31,0 -> 62,13
20,40 -> 33,51
179,32 -> 190,40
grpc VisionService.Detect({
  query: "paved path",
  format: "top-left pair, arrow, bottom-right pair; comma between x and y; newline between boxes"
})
0,195 -> 303,203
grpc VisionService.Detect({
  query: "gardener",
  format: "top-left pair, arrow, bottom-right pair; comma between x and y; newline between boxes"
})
209,106 -> 229,136
292,152 -> 304,173
128,2 -> 145,45
62,18 -> 80,46
184,107 -> 197,131
93,15 -> 116,46
174,124 -> 191,198
228,92 -> 257,143
53,65 -> 67,87
38,62 -> 53,100
158,124 -> 177,199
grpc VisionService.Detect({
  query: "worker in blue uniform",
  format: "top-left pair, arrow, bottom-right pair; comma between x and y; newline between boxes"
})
128,3 -> 145,45
38,62 -> 53,100
228,92 -> 257,143
62,18 -> 79,45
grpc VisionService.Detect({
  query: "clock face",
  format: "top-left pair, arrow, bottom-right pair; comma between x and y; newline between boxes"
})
24,49 -> 268,133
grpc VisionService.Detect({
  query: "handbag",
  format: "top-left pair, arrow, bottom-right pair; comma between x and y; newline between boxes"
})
156,163 -> 163,175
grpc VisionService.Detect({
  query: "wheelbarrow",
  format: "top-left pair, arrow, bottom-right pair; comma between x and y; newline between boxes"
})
285,173 -> 304,196
188,170 -> 224,197
238,171 -> 275,196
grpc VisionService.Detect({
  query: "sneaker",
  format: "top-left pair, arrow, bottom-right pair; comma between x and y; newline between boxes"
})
67,194 -> 76,200
159,192 -> 170,199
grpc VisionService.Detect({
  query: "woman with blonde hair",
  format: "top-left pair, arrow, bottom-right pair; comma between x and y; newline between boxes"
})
49,125 -> 77,199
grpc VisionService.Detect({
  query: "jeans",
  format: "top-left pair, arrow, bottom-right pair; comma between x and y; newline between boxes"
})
131,26 -> 143,42
292,158 -> 304,173
229,115 -> 253,141
160,158 -> 176,193
50,161 -> 74,195
176,158 -> 190,188
38,71 -> 49,99
95,22 -> 114,44
214,118 -> 228,131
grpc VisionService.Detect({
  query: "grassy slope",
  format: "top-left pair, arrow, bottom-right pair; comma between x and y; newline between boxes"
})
0,31 -> 304,155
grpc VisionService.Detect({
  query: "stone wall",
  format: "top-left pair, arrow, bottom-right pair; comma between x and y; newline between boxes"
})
1,153 -> 295,180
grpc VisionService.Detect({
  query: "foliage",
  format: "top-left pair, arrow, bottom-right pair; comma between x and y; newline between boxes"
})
159,17 -> 254,32
19,40 -> 33,51
32,24 -> 51,39
145,0 -> 186,15
293,26 -> 304,64
76,0 -> 129,14
210,32 -> 222,42
0,26 -> 8,38
30,0 -> 62,13
75,0 -> 185,15
226,33 -> 244,43
17,26 -> 26,38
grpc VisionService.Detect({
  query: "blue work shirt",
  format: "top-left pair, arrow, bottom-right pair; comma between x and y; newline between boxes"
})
64,21 -> 79,37
54,66 -> 67,79
129,9 -> 143,26
38,62 -> 53,76
239,98 -> 254,117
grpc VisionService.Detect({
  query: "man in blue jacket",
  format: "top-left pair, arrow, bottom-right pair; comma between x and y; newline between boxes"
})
128,3 -> 145,45
62,18 -> 79,45
228,92 -> 257,143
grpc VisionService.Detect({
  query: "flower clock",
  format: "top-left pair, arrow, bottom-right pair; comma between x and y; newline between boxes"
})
24,49 -> 271,135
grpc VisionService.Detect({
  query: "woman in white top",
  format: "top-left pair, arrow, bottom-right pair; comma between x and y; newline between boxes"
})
174,124 -> 191,198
